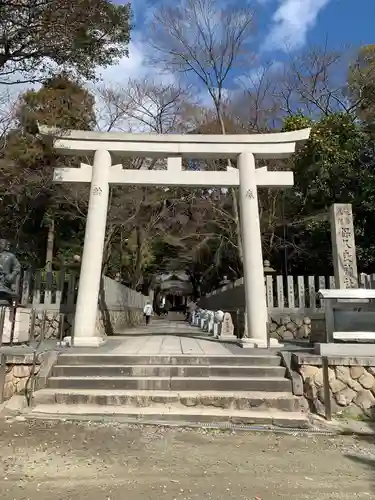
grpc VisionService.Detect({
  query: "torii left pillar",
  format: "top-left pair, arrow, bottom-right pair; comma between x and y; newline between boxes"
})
73,149 -> 110,346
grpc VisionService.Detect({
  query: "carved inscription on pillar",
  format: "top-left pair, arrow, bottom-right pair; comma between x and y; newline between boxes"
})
330,203 -> 358,288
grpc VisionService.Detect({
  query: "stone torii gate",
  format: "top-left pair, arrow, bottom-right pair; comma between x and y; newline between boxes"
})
39,126 -> 310,348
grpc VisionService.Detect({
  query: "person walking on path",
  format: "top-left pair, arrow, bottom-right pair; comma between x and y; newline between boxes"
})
143,301 -> 153,325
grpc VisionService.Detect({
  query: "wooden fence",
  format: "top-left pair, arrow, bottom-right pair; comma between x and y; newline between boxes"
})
15,270 -> 375,314
15,269 -> 146,312
264,273 -> 375,312
203,273 -> 375,315
14,269 -> 77,311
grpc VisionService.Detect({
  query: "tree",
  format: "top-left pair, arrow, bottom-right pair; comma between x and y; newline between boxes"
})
273,45 -> 351,118
97,78 -> 195,134
348,44 -> 375,127
0,0 -> 132,84
18,73 -> 96,131
276,112 -> 373,274
146,0 -> 256,263
0,74 -> 96,266
0,89 -> 17,146
95,79 -> 204,288
233,62 -> 283,132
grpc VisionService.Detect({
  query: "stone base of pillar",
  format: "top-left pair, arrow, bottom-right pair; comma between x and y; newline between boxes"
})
240,337 -> 283,349
73,336 -> 107,348
219,333 -> 237,342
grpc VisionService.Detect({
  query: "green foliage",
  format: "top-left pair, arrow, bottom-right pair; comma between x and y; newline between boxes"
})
292,113 -> 365,205
277,112 -> 375,274
282,114 -> 312,132
348,44 -> 375,126
17,73 -> 96,132
0,0 -> 132,84
0,74 -> 95,266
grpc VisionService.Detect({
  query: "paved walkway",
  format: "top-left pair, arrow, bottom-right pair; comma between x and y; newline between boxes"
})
87,321 -> 233,355
0,320 -> 280,356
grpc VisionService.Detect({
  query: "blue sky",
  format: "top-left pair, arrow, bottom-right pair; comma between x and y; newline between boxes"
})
306,0 -> 374,48
104,0 -> 374,86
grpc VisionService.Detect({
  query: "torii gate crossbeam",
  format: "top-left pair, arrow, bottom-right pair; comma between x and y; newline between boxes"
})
39,126 -> 310,348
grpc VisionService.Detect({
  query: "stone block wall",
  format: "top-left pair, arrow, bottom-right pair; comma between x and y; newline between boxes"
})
34,311 -> 73,340
293,354 -> 375,419
2,355 -> 40,401
95,308 -> 145,335
198,276 -> 328,343
9,275 -> 150,344
270,316 -> 311,341
31,308 -> 145,342
226,311 -> 316,341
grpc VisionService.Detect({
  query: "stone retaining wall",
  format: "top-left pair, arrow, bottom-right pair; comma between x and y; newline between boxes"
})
218,311 -> 317,341
2,355 -> 40,401
293,354 -> 375,419
95,309 -> 144,336
32,308 -> 145,341
34,312 -> 73,341
270,316 -> 311,341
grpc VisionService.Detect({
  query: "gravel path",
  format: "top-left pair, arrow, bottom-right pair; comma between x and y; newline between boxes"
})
0,417 -> 374,499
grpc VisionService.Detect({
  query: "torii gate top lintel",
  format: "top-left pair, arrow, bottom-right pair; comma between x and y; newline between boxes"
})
38,124 -> 311,160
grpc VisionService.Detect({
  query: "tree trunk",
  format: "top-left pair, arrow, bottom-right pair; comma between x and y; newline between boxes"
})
45,219 -> 54,272
131,226 -> 144,289
216,107 -> 244,265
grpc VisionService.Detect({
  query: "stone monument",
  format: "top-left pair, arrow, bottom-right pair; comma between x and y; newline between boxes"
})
330,203 -> 358,288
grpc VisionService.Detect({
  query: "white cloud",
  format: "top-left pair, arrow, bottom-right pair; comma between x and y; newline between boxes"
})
96,37 -> 175,87
262,0 -> 331,52
96,40 -> 146,85
239,60 -> 284,87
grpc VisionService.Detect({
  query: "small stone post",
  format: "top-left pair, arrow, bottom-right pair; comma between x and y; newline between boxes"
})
330,203 -> 358,288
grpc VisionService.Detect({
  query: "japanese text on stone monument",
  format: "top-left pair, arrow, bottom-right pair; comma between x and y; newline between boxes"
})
331,204 -> 358,288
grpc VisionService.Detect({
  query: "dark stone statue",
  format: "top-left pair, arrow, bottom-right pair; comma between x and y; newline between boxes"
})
0,239 -> 21,304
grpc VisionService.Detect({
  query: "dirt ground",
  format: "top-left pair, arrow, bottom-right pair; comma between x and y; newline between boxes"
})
0,417 -> 374,500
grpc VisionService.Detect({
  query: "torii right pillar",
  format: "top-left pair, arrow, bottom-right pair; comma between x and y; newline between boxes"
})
238,153 -> 277,348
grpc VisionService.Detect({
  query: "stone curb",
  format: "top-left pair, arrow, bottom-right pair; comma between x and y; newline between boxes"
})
279,351 -> 303,396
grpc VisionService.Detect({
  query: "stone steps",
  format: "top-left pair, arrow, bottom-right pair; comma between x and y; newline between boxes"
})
52,364 -> 287,378
32,389 -> 303,412
31,351 -> 308,428
27,404 -> 309,428
55,354 -> 282,367
47,375 -> 292,392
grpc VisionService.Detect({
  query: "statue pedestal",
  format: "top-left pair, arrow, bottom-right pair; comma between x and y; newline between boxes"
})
240,336 -> 283,348
1,307 -> 30,344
